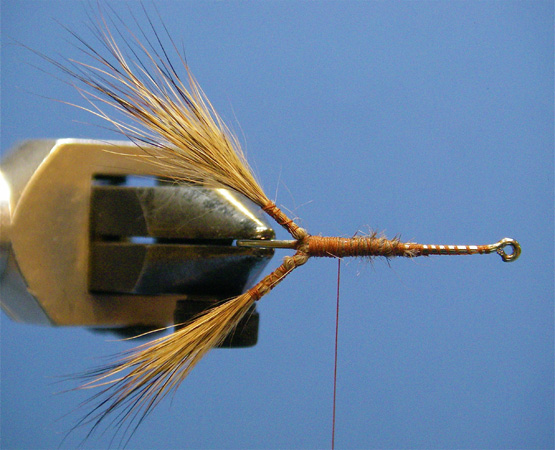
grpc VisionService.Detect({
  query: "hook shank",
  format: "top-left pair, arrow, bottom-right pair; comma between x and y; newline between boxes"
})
237,237 -> 521,263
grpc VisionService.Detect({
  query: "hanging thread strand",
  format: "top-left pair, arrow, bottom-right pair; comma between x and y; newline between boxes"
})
332,259 -> 341,450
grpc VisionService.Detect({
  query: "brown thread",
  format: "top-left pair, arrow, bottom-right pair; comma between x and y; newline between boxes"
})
404,243 -> 490,257
307,236 -> 409,258
263,202 -> 307,240
248,250 -> 309,301
249,223 -> 500,302
306,237 -> 495,259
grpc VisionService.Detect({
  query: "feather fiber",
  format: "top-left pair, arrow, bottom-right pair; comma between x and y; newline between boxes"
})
75,293 -> 255,440
61,8 -> 270,207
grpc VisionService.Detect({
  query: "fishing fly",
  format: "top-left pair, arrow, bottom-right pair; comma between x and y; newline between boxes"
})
8,4 -> 521,446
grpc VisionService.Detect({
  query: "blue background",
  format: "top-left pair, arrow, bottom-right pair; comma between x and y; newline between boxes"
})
1,1 -> 553,449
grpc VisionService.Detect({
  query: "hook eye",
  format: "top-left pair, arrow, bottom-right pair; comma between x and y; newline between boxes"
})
495,238 -> 521,262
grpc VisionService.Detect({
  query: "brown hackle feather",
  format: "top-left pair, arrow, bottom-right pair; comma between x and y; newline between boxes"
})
54,7 -> 271,208
72,249 -> 308,441
74,292 -> 255,441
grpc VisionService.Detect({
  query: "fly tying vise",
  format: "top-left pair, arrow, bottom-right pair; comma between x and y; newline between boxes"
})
2,6 -> 521,441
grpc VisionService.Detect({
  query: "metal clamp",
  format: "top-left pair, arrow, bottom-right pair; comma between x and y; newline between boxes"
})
1,140 -> 275,346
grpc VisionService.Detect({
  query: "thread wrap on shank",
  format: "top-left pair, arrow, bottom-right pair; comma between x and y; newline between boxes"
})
307,236 -> 409,258
306,236 -> 492,259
